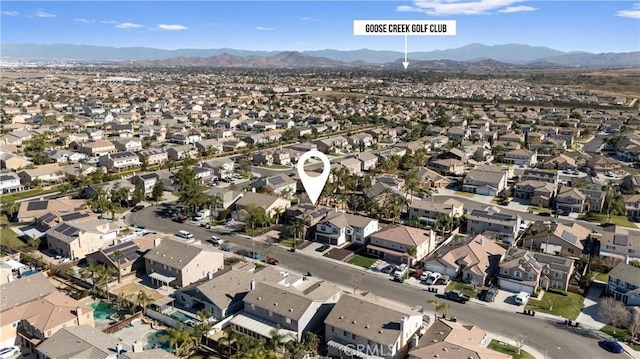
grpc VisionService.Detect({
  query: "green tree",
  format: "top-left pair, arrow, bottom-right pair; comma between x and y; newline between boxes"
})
132,178 -> 145,206
135,290 -> 152,314
151,181 -> 164,203
95,264 -> 117,300
113,250 -> 124,284
429,300 -> 450,318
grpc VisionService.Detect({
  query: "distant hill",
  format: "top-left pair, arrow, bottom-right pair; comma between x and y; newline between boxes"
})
1,42 -> 638,68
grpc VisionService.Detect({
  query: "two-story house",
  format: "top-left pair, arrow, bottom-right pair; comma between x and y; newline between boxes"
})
513,180 -> 558,208
408,198 -> 464,227
423,234 -> 506,286
234,192 -> 291,218
521,222 -> 590,258
167,145 -> 198,161
522,169 -> 558,184
325,294 -> 423,359
46,217 -> 118,260
466,207 -> 522,244
18,164 -> 66,185
0,172 -> 25,194
462,169 -> 507,196
314,211 -> 380,246
144,238 -> 224,288
504,149 -> 537,166
231,281 -> 341,342
367,225 -> 436,265
251,175 -> 297,197
555,186 -> 586,214
597,225 -> 640,262
498,247 -> 575,294
113,138 -> 143,152
356,151 -> 379,171
98,151 -> 141,172
75,140 -> 117,157
606,262 -> 640,305
138,148 -> 169,166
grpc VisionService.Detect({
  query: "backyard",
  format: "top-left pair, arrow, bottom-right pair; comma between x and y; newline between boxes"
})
347,254 -> 377,268
1,215 -> 26,250
524,290 -> 585,320
488,340 -> 535,359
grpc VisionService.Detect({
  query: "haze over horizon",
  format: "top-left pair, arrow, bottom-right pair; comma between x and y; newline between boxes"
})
1,1 -> 639,54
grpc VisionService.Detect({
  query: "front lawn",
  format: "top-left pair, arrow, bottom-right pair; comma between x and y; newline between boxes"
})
579,213 -> 637,229
593,272 -> 608,282
488,340 -> 535,359
279,238 -> 302,248
601,325 -> 640,351
445,280 -> 480,298
527,206 -> 553,214
454,191 -> 475,198
524,290 -> 584,320
347,255 -> 377,268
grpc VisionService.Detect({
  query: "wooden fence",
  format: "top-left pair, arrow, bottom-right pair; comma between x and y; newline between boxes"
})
102,311 -> 143,334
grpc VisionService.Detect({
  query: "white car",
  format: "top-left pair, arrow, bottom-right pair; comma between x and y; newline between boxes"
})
425,272 -> 442,285
0,346 -> 20,359
209,236 -> 224,245
419,271 -> 432,281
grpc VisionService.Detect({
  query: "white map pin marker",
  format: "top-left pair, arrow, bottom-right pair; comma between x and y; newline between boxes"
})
297,150 -> 331,205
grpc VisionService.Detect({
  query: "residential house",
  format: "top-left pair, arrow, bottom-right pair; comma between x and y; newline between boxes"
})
44,149 -> 87,164
75,140 -> 117,157
133,173 -> 160,195
429,159 -> 465,176
113,138 -> 143,152
335,158 -> 362,176
462,169 -> 507,196
513,180 -> 558,208
314,136 -> 350,154
373,174 -> 405,192
521,172 -> 556,188
144,238 -> 224,288
367,225 -> 436,265
251,174 -> 297,197
597,225 -> 640,262
36,325 -> 179,359
98,151 -> 141,172
356,151 -> 379,171
581,185 -> 606,212
408,198 -> 464,227
16,197 -> 88,223
606,263 -> 640,306
207,187 -> 243,210
0,273 -> 94,351
174,265 -> 286,320
586,156 -> 621,173
466,207 -> 522,244
555,186 -> 586,214
409,319 -> 508,359
540,153 -> 578,171
498,247 -> 575,294
195,139 -> 224,155
423,234 -> 506,286
0,172 -> 25,194
137,148 -> 168,166
232,281 -> 341,342
439,148 -> 467,163
348,133 -> 374,148
46,217 -> 118,260
234,192 -> 291,218
314,210 -> 380,246
625,194 -> 640,219
325,294 -> 423,359
0,152 -> 31,170
203,158 -> 235,177
167,145 -> 198,161
222,140 -> 248,152
86,233 -> 159,280
18,164 -> 66,185
411,167 -> 450,190
504,149 -> 537,166
521,222 -> 590,257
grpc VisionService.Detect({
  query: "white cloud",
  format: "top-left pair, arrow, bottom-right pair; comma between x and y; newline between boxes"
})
35,10 -> 56,18
616,3 -> 640,18
1,11 -> 18,16
116,22 -> 144,29
301,17 -> 319,21
157,24 -> 188,31
396,0 -> 531,15
255,26 -> 275,31
74,18 -> 93,23
498,5 -> 536,13
99,20 -> 117,24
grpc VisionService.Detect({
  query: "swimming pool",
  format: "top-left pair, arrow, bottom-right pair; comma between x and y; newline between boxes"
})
88,301 -> 117,321
20,268 -> 41,277
143,330 -> 170,351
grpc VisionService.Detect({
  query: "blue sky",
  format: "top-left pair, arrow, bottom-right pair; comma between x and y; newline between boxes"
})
1,1 -> 639,53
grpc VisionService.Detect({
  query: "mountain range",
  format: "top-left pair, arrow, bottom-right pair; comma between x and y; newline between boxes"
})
1,42 -> 638,68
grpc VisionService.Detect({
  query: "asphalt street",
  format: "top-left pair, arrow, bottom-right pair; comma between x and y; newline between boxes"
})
127,205 -> 623,359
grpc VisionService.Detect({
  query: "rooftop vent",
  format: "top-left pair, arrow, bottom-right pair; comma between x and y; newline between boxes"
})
289,309 -> 293,312
379,330 -> 383,334
274,303 -> 278,306
339,316 -> 344,319
352,321 -> 356,324
257,296 -> 261,300
365,325 -> 370,328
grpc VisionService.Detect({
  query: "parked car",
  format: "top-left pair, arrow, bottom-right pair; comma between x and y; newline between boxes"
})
601,340 -> 624,354
425,272 -> 442,285
436,275 -> 450,285
316,244 -> 330,252
209,236 -> 224,245
481,288 -> 498,302
131,205 -> 145,212
419,271 -> 433,281
173,216 -> 187,223
0,347 -> 19,359
515,291 -> 531,306
266,257 -> 279,265
443,290 -> 470,304
413,269 -> 424,279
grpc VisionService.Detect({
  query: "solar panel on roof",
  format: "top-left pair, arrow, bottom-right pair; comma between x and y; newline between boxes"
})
561,230 -> 577,244
269,176 -> 285,185
40,213 -> 56,223
0,175 -> 15,181
27,201 -> 48,211
56,223 -> 70,233
61,212 -> 90,221
104,241 -> 133,253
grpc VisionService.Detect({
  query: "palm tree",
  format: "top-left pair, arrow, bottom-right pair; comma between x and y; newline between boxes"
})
402,171 -> 420,198
405,246 -> 417,267
135,290 -> 152,314
82,261 -> 102,291
429,300 -> 450,318
112,250 -> 124,284
95,265 -> 117,300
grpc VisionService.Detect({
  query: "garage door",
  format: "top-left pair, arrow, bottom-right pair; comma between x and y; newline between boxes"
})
498,278 -> 534,294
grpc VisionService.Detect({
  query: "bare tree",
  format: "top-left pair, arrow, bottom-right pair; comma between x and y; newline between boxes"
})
599,297 -> 630,334
629,311 -> 640,342
546,298 -> 554,311
513,331 -> 528,355
349,274 -> 363,294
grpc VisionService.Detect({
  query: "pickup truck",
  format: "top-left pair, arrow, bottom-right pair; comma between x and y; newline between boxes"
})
443,290 -> 470,304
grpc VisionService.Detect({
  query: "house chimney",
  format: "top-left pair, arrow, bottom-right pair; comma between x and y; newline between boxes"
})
400,316 -> 407,346
76,306 -> 83,320
7,274 -> 13,282
153,237 -> 162,247
478,236 -> 484,245
207,271 -> 213,280
132,341 -> 144,353
250,279 -> 256,291
411,334 -> 419,348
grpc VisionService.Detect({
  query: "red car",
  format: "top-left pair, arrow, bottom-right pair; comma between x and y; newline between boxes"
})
266,258 -> 279,265
173,216 -> 187,223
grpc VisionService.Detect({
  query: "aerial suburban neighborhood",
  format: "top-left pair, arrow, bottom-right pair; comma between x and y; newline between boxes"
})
1,35 -> 640,359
